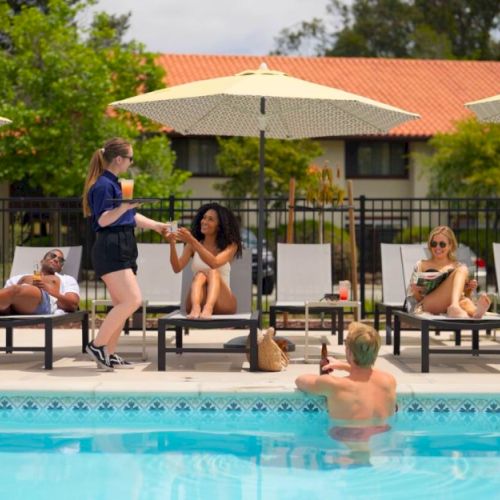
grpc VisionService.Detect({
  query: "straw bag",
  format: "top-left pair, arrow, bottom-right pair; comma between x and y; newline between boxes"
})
247,327 -> 289,372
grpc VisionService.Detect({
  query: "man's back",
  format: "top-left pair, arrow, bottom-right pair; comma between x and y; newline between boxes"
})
324,368 -> 396,421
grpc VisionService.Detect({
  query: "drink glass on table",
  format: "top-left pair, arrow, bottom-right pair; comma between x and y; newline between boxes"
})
338,280 -> 350,301
119,179 -> 134,200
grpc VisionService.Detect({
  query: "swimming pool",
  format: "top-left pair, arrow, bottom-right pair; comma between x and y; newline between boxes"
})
0,392 -> 499,500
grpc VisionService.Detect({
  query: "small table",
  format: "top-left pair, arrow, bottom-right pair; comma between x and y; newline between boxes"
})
304,299 -> 361,362
91,299 -> 148,361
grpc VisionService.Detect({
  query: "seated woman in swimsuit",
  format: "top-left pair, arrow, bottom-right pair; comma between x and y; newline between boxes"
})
164,203 -> 242,319
406,225 -> 490,318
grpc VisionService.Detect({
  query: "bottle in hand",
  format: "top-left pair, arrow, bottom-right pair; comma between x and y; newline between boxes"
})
319,342 -> 333,374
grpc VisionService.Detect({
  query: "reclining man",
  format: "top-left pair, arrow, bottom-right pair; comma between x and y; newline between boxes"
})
0,249 -> 80,315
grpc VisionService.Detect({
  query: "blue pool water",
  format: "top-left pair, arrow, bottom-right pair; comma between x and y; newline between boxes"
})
0,392 -> 499,500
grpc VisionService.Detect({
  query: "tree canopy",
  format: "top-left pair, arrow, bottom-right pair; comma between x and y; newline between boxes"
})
419,118 -> 500,198
214,137 -> 324,198
0,0 -> 190,197
273,0 -> 500,60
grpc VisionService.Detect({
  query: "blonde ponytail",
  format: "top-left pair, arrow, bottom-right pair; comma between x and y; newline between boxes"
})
82,149 -> 106,217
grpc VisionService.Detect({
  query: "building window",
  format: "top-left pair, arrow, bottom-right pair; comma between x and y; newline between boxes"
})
345,140 -> 409,178
171,137 -> 220,176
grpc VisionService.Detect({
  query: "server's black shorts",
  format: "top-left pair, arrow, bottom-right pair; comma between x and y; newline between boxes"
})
92,226 -> 138,280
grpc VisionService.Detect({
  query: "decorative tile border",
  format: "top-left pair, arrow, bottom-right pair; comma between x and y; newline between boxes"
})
0,391 -> 498,421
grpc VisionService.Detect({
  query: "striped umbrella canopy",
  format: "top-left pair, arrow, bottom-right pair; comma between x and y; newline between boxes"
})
465,94 -> 500,123
0,116 -> 11,127
111,63 -> 420,313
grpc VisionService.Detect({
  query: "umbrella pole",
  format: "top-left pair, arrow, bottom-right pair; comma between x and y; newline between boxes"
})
256,97 -> 266,325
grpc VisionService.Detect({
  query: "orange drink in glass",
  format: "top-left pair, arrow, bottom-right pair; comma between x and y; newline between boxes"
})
120,179 -> 134,200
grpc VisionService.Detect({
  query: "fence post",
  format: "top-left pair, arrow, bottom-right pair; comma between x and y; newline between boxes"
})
359,195 -> 366,318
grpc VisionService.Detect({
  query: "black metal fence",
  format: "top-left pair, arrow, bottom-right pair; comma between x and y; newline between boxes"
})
1,196 -> 498,318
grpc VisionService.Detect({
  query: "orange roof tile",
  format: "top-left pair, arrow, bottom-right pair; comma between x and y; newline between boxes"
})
156,54 -> 500,138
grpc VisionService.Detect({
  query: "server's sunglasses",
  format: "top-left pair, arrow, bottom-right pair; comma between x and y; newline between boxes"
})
122,155 -> 134,163
430,241 -> 447,248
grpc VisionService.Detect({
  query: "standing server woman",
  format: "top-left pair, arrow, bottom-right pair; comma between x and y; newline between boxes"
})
82,137 -> 167,370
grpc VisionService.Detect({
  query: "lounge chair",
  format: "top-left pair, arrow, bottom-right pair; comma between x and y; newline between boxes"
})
394,244 -> 500,371
269,243 -> 347,338
374,243 -> 425,345
156,249 -> 259,371
0,245 -> 88,369
91,243 -> 183,360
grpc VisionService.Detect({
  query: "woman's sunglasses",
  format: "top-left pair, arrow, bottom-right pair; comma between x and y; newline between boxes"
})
430,241 -> 447,248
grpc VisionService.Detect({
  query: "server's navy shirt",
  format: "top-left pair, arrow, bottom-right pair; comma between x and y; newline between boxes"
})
88,170 -> 136,232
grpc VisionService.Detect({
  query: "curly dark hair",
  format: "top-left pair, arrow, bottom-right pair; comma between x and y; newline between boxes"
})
191,203 -> 242,258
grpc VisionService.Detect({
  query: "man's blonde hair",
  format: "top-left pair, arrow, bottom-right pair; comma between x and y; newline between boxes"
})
345,322 -> 381,368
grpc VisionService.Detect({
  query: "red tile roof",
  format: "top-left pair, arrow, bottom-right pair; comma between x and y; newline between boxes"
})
156,54 -> 500,138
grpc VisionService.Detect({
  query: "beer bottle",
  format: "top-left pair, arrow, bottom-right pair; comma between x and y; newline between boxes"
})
319,342 -> 333,374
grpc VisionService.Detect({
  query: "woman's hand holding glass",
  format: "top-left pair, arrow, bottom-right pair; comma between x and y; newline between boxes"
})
174,226 -> 195,244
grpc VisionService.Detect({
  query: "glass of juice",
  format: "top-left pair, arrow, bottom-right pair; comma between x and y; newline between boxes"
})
120,179 -> 134,200
338,280 -> 350,301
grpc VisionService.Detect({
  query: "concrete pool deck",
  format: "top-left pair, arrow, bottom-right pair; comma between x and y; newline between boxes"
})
0,327 -> 499,395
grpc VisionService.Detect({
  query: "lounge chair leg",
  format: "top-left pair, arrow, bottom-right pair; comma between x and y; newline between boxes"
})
472,329 -> 479,355
249,324 -> 258,371
386,308 -> 393,346
44,319 -> 53,370
176,327 -> 183,351
394,314 -> 401,356
421,324 -> 430,373
6,326 -> 13,353
157,321 -> 166,371
81,312 -> 89,353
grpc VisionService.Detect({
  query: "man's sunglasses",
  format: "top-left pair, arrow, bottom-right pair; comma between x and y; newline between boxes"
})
122,155 -> 134,163
45,252 -> 65,264
430,241 -> 447,248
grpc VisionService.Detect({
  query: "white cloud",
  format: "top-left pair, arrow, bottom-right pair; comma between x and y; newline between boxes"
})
86,0 -> 329,55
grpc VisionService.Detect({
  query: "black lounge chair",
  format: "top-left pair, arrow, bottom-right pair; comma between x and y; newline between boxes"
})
157,249 -> 259,371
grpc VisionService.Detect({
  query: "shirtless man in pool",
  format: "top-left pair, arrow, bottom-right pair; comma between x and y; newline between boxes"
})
296,322 -> 396,435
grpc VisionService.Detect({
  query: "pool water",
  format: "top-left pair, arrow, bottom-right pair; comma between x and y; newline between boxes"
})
0,398 -> 499,500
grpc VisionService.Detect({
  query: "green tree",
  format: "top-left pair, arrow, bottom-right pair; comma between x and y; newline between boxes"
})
272,0 -> 500,60
214,137 -> 323,198
0,0 -> 189,197
418,118 -> 500,197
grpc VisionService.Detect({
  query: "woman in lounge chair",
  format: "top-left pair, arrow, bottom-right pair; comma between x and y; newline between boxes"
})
82,137 -> 167,371
406,225 -> 490,318
165,203 -> 242,319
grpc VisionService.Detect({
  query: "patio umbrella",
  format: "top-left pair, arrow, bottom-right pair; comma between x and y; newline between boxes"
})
110,63 -> 420,314
0,116 -> 11,126
465,94 -> 500,123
